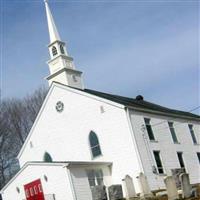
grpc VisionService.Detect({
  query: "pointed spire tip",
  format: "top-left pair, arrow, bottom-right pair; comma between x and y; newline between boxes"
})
44,0 -> 61,43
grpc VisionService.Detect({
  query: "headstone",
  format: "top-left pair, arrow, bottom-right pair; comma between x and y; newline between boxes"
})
180,173 -> 192,198
137,172 -> 153,198
122,175 -> 137,199
108,185 -> 123,200
171,168 -> 185,189
191,187 -> 197,198
164,176 -> 179,200
91,185 -> 107,200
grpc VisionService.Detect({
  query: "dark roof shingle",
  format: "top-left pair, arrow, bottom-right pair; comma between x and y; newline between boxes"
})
84,88 -> 200,120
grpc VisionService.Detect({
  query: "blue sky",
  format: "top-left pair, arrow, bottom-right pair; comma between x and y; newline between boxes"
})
1,0 -> 199,114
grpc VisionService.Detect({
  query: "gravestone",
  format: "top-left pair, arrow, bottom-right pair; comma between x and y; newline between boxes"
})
164,176 -> 179,200
180,173 -> 192,198
137,172 -> 153,198
122,175 -> 137,199
91,185 -> 107,200
108,185 -> 123,200
171,168 -> 185,189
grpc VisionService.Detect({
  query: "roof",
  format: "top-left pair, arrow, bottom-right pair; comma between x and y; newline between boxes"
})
83,88 -> 200,121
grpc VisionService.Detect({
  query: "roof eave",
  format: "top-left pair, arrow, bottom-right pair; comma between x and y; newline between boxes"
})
126,106 -> 200,122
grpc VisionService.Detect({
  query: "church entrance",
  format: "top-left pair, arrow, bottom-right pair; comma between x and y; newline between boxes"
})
24,179 -> 45,200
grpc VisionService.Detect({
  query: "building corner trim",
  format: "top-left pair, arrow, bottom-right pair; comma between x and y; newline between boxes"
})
125,107 -> 145,173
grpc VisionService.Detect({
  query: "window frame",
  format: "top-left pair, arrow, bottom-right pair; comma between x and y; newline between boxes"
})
72,74 -> 78,82
197,152 -> 200,164
188,124 -> 198,144
168,122 -> 179,144
95,169 -> 104,186
89,131 -> 102,158
52,46 -> 58,56
153,150 -> 164,174
177,152 -> 185,169
86,169 -> 104,187
43,152 -> 53,162
60,44 -> 65,54
144,118 -> 156,141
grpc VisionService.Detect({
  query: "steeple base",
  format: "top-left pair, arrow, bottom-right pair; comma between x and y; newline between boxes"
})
46,68 -> 84,89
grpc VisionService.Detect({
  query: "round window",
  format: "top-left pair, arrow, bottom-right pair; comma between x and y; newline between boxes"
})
55,101 -> 64,112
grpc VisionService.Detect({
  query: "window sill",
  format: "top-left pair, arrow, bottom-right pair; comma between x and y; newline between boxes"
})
194,143 -> 200,146
150,140 -> 158,143
91,154 -> 103,160
157,173 -> 167,176
174,142 -> 181,144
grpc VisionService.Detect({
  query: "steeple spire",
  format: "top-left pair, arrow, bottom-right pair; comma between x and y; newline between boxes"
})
44,0 -> 84,89
44,0 -> 61,43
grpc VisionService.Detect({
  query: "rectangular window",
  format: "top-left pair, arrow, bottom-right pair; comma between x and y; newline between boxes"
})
87,170 -> 96,187
144,118 -> 155,141
87,169 -> 104,187
177,152 -> 185,168
188,124 -> 197,144
153,151 -> 164,174
197,153 -> 200,164
168,122 -> 178,143
95,170 -> 104,186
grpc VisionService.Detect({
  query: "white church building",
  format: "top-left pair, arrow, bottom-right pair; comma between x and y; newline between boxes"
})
1,1 -> 200,200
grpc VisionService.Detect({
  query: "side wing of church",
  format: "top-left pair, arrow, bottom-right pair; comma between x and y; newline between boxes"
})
1,1 -> 200,200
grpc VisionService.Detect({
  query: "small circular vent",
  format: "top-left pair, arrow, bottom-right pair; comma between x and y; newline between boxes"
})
56,101 -> 64,112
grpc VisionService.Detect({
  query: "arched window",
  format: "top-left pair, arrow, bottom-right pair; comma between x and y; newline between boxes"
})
89,131 -> 102,158
60,45 -> 65,54
52,46 -> 57,56
43,152 -> 53,162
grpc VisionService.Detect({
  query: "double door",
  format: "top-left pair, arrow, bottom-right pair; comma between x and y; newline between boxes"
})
24,179 -> 45,200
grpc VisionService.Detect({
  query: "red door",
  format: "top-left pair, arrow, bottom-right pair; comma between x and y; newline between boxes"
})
24,179 -> 45,200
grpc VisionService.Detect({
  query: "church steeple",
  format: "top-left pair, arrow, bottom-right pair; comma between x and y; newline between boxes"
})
44,0 -> 61,43
44,0 -> 84,89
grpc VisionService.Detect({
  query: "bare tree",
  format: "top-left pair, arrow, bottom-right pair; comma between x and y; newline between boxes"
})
0,86 -> 47,189
0,101 -> 19,188
24,86 -> 48,124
